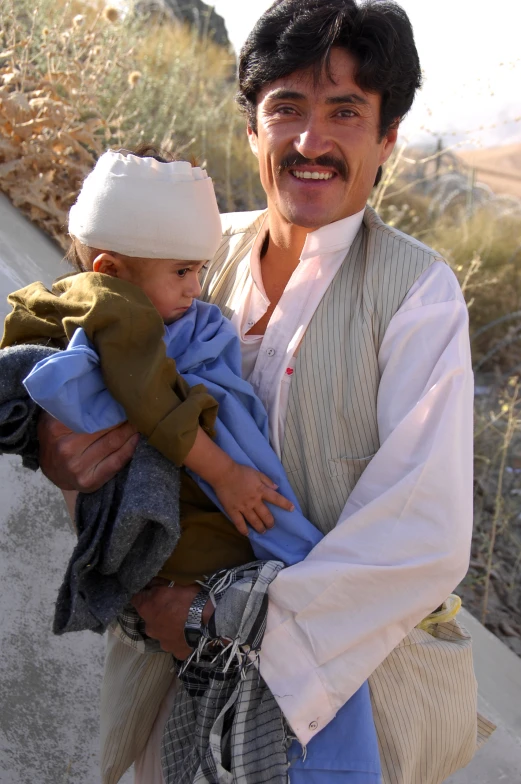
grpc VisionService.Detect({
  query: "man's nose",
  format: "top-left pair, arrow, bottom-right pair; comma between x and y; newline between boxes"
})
293,116 -> 334,159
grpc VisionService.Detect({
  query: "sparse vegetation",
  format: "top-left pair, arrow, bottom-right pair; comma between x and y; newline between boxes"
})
0,0 -> 265,248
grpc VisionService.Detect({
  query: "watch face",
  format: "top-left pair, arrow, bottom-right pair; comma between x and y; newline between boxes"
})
184,625 -> 202,649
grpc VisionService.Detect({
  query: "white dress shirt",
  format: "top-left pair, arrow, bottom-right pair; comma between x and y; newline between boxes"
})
232,208 -> 366,456
229,212 -> 473,745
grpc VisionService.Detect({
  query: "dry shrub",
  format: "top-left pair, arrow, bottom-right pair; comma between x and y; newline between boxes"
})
0,0 -> 265,249
463,378 -> 521,652
373,145 -> 521,373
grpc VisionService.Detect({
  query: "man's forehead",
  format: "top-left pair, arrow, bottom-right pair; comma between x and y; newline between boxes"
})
257,50 -> 374,105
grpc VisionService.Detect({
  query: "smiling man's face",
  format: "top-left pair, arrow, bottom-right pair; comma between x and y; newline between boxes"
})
248,48 -> 398,230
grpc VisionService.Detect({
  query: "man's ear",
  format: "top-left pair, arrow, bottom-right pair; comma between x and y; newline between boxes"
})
379,123 -> 399,166
247,124 -> 259,158
92,252 -> 121,277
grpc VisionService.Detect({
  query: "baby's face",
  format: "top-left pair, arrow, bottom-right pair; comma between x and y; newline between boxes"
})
125,258 -> 207,324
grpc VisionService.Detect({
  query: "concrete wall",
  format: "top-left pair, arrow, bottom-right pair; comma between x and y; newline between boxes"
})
0,195 -> 110,783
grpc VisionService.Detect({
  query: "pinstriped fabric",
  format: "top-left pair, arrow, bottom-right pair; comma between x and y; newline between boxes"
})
477,712 -> 496,748
100,633 -> 175,784
368,621 -> 478,784
200,210 -> 267,321
202,206 -> 443,532
281,207 -> 441,531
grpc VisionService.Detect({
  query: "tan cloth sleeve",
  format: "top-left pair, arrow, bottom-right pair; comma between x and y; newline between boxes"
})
1,273 -> 218,465
1,279 -> 71,349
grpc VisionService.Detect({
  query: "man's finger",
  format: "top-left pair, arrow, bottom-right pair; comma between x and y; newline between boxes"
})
81,421 -> 138,463
85,430 -> 140,490
37,413 -> 139,491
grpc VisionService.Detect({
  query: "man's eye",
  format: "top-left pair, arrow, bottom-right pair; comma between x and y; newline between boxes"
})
270,105 -> 297,116
337,109 -> 356,118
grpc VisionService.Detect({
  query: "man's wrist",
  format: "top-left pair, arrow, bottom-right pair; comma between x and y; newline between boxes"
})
202,597 -> 214,627
184,589 -> 211,648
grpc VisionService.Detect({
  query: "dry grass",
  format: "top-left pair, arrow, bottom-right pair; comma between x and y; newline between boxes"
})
464,378 -> 521,650
0,0 -> 264,248
457,144 -> 521,201
372,145 -> 521,374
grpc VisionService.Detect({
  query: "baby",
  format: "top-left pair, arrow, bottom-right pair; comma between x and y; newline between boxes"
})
1,146 -> 310,595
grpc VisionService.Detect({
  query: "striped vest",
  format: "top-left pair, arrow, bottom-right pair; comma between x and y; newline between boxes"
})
201,205 -> 441,534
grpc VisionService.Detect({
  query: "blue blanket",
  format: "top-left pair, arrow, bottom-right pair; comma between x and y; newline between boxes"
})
23,299 -> 381,782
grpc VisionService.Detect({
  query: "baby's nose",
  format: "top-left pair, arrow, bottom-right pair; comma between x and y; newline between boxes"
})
187,276 -> 202,298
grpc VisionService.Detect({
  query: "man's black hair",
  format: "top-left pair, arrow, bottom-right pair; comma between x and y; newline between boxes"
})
237,0 -> 422,140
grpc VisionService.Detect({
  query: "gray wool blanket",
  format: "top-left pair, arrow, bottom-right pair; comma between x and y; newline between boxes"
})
0,344 -> 181,635
0,344 -> 59,470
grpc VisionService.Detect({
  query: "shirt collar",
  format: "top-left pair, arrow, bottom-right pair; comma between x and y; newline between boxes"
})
248,206 -> 366,299
249,215 -> 270,304
300,208 -> 365,260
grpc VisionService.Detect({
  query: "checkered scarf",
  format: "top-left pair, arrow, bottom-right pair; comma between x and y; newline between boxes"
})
113,560 -> 289,784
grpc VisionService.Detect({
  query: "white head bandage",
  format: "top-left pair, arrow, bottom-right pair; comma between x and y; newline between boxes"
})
68,150 -> 222,260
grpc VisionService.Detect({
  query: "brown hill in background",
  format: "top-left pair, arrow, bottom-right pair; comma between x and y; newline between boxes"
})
457,143 -> 521,199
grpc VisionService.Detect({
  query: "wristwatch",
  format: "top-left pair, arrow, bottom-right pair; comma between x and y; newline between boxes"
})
184,589 -> 208,649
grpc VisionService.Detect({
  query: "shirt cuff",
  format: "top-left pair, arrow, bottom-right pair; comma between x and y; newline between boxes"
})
259,613 -> 337,745
147,385 -> 218,465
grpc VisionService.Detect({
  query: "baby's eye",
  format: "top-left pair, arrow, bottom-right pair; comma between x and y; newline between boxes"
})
176,268 -> 189,278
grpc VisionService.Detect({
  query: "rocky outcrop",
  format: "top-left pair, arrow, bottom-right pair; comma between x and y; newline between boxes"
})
133,0 -> 230,48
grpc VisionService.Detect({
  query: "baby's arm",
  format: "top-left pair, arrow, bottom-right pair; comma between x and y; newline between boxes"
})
8,273 -> 293,534
184,427 -> 294,536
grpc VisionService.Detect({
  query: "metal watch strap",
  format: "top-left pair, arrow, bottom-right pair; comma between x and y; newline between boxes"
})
184,589 -> 208,649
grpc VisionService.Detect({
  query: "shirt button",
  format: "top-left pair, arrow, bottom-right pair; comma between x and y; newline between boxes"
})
309,720 -> 319,731
247,320 -> 254,327
266,348 -> 275,357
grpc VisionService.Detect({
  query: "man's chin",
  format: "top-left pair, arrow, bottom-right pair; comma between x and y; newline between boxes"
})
281,205 -> 344,231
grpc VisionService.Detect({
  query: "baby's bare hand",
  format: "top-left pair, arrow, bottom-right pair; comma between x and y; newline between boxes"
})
211,463 -> 294,536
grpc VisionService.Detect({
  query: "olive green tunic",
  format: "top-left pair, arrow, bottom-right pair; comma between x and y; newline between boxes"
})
1,272 -> 254,583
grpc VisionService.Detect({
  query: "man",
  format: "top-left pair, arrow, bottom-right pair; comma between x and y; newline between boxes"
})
39,1 -> 482,781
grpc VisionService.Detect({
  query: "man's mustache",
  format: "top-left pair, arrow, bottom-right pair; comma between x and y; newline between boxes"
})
277,153 -> 348,181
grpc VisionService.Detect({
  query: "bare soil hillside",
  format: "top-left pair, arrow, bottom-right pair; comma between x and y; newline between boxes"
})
457,143 -> 521,199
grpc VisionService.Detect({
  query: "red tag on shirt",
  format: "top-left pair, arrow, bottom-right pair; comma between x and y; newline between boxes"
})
285,367 -> 294,376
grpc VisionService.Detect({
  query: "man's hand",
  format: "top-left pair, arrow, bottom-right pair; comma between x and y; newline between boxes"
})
131,583 -> 214,660
37,411 -> 140,492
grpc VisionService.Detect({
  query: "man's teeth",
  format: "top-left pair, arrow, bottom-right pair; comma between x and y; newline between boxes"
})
291,170 -> 334,180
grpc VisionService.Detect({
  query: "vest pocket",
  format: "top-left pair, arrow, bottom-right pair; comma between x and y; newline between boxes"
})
328,454 -> 375,479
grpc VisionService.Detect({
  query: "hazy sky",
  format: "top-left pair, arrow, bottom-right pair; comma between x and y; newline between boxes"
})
212,0 -> 521,150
